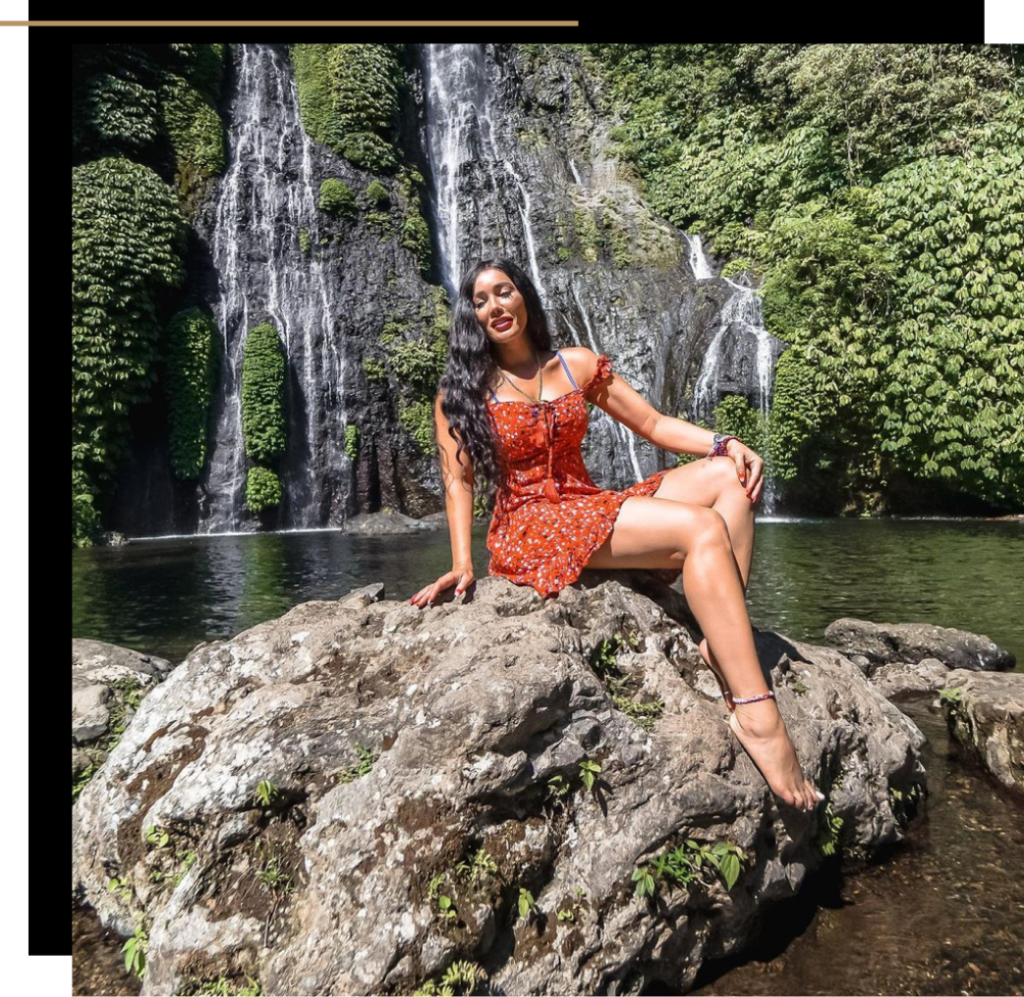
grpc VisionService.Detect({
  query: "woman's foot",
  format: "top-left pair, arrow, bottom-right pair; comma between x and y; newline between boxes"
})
726,697 -> 824,811
699,637 -> 734,711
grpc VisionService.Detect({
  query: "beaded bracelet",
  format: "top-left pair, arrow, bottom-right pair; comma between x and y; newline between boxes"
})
707,433 -> 739,459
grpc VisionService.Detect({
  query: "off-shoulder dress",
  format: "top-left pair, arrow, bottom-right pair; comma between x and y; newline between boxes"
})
485,351 -> 675,597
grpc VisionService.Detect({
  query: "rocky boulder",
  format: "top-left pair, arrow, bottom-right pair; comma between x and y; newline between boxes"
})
72,638 -> 174,802
824,618 -> 1016,676
939,669 -> 1024,796
72,576 -> 926,997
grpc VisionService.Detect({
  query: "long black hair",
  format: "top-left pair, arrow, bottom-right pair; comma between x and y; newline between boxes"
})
437,258 -> 553,507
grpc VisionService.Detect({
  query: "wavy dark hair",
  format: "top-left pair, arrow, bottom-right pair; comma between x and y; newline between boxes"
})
437,258 -> 553,508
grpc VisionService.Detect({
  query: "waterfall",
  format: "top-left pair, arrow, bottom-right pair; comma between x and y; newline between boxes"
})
422,43 -> 547,304
201,43 -> 349,533
686,235 -> 778,512
569,279 -> 645,484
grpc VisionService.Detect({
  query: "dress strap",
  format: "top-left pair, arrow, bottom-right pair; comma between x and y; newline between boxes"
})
555,350 -> 579,390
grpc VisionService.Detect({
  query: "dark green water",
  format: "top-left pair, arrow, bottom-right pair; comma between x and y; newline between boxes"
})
73,517 -> 1023,669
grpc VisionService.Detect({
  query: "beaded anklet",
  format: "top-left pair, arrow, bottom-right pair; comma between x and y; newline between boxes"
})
730,690 -> 775,705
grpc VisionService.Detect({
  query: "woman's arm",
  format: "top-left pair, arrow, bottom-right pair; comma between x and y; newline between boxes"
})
434,391 -> 474,571
563,347 -> 718,456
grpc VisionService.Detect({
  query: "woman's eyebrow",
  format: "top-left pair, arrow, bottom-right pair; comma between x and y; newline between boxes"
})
474,282 -> 511,298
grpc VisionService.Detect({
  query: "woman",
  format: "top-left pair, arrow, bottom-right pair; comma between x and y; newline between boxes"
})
410,258 -> 824,813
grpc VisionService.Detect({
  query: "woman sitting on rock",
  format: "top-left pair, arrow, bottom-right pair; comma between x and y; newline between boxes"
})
411,257 -> 825,813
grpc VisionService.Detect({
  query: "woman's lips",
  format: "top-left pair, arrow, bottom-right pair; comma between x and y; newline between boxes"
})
493,317 -> 514,331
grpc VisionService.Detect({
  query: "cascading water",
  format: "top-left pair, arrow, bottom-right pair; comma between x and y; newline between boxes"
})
201,43 -> 349,533
686,235 -> 779,512
422,43 -> 547,304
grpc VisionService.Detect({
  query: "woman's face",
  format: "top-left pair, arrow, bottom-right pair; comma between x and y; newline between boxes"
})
473,268 -> 528,345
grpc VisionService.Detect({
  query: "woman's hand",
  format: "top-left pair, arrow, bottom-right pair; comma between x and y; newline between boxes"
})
410,564 -> 476,609
724,439 -> 764,504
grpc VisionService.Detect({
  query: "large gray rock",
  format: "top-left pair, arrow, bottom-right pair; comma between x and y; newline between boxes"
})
72,578 -> 925,997
940,669 -> 1024,795
869,658 -> 952,701
824,618 -> 1016,675
72,639 -> 174,790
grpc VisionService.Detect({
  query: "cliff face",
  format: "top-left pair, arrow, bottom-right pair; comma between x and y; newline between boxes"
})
108,44 -> 779,538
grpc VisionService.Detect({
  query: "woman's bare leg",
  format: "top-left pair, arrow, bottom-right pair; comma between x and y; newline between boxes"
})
650,458 -> 758,683
586,493 -> 821,811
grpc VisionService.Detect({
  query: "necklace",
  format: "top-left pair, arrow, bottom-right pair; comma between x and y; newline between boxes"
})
499,351 -> 545,404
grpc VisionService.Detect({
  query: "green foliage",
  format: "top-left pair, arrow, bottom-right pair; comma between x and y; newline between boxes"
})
365,179 -> 390,206
363,356 -> 387,381
298,227 -> 311,255
578,758 -> 602,793
589,634 -> 663,732
241,323 -> 287,464
335,744 -> 378,783
454,847 -> 499,887
290,44 -> 402,171
122,921 -> 148,979
585,44 -> 1024,512
517,886 -> 538,919
817,801 -> 844,856
72,760 -> 99,804
165,307 -> 219,479
318,178 -> 358,219
245,466 -> 282,513
344,424 -> 360,460
253,778 -> 279,808
868,144 -> 1024,508
938,686 -> 963,705
72,156 -> 187,544
146,824 -> 170,849
174,975 -> 263,996
399,399 -> 436,454
634,837 -> 749,900
412,959 -> 483,997
72,44 -> 164,158
159,49 -> 228,215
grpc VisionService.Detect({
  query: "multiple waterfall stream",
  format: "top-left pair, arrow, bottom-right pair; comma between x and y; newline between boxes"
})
126,43 -> 784,537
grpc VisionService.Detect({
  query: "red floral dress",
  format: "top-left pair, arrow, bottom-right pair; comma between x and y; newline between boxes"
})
485,352 -> 674,598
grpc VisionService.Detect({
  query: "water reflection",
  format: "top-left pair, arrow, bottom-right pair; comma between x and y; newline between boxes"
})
72,519 -> 1023,669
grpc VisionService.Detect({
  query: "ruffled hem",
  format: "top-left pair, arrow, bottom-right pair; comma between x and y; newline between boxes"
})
488,466 -> 676,597
581,353 -> 614,399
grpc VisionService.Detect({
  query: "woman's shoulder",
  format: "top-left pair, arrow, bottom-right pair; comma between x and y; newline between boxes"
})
557,346 -> 601,387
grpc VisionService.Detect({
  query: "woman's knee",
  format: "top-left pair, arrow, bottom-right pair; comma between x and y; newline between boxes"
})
677,504 -> 732,556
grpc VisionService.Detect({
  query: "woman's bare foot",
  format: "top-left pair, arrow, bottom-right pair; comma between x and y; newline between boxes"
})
727,698 -> 824,811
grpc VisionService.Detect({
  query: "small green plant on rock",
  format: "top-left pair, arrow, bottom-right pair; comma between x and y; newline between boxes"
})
253,779 -> 279,809
455,846 -> 498,887
578,758 -> 602,793
146,824 -> 170,849
589,635 -> 664,732
547,773 -> 571,798
517,886 -> 538,919
818,800 -> 844,857
634,837 -> 749,899
336,744 -> 378,783
412,959 -> 484,996
436,893 -> 457,920
557,887 -> 587,922
255,840 -> 293,894
107,875 -> 134,908
173,975 -> 263,996
427,872 -> 446,899
121,920 -> 148,979
939,686 -> 963,705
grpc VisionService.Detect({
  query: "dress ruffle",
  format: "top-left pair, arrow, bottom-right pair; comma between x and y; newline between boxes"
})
582,352 -> 614,398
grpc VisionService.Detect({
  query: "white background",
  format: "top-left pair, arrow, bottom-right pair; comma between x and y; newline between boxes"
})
1,3 -> 47,995
987,0 -> 1024,40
